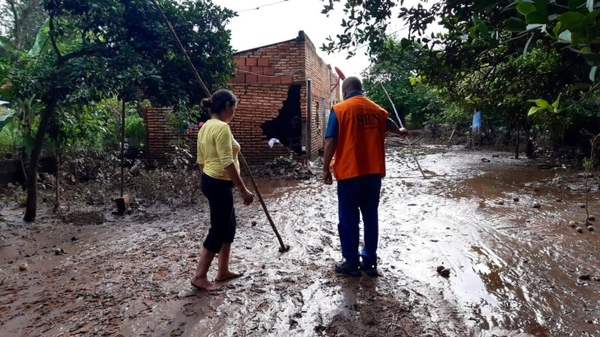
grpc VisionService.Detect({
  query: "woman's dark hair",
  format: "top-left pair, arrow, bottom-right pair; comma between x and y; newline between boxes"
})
201,89 -> 237,114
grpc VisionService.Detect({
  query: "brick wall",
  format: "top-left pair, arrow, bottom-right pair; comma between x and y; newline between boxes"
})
229,84 -> 292,165
303,34 -> 341,158
144,31 -> 340,165
144,107 -> 196,165
229,31 -> 340,164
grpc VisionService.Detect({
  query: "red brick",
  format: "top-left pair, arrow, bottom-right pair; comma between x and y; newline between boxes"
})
246,58 -> 257,66
281,76 -> 293,84
264,67 -> 275,76
234,74 -> 245,83
257,58 -> 269,67
268,77 -> 281,84
251,66 -> 264,74
245,74 -> 258,83
257,76 -> 269,83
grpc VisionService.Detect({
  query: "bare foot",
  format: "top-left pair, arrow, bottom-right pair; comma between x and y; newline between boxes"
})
190,277 -> 219,291
215,271 -> 244,282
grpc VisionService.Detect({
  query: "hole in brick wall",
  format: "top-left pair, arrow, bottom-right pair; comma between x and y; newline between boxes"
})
260,85 -> 302,154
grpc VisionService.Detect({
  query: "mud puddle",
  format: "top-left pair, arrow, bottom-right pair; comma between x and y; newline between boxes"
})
0,145 -> 599,336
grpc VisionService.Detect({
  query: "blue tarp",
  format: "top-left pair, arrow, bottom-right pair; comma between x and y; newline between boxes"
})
472,111 -> 482,129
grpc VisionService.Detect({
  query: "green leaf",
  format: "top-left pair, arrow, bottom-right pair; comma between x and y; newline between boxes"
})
476,0 -> 501,12
528,106 -> 543,116
506,17 -> 527,32
590,66 -> 598,82
571,31 -> 586,44
22,135 -> 36,158
534,0 -> 548,18
528,98 -> 553,110
582,9 -> 600,28
525,11 -> 547,24
472,14 -> 489,36
517,2 -> 537,15
558,30 -> 572,43
557,12 -> 586,31
0,112 -> 14,131
553,21 -> 563,36
551,94 -> 561,110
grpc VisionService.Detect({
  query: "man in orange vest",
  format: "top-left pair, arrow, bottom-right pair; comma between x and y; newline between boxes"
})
323,76 -> 407,277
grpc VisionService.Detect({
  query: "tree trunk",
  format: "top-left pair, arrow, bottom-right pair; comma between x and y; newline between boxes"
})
54,153 -> 60,211
515,120 -> 520,159
526,127 -> 534,158
24,99 -> 57,222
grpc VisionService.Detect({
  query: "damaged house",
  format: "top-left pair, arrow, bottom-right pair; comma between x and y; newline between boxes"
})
228,31 -> 341,164
144,31 -> 341,165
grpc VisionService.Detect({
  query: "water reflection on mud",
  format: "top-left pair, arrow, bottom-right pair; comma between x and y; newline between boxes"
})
1,145 -> 599,336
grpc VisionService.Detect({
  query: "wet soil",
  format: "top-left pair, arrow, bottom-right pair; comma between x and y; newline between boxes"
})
0,145 -> 599,337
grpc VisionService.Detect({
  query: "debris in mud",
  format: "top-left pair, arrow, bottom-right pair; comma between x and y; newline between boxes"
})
533,202 -> 541,208
18,263 -> 28,271
251,220 -> 257,226
436,265 -> 450,277
588,215 -> 596,221
579,274 -> 591,281
252,153 -> 314,180
61,211 -> 105,225
587,226 -> 595,232
568,221 -> 577,228
481,158 -> 490,162
513,197 -> 519,202
495,200 -> 504,205
576,227 -> 584,233
54,247 -> 65,255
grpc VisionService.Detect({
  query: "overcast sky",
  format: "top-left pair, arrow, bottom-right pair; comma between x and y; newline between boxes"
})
211,0 -> 415,79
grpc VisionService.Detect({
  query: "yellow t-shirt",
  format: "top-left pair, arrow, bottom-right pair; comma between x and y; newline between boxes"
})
197,119 -> 240,180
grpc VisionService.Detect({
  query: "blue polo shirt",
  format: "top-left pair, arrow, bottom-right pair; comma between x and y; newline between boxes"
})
325,91 -> 396,138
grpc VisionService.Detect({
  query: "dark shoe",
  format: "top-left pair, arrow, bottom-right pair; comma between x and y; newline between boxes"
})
335,261 -> 362,277
360,261 -> 380,277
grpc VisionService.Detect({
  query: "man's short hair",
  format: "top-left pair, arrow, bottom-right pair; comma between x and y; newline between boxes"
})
342,76 -> 362,93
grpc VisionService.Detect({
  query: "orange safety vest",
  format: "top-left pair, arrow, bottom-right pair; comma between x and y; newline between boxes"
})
332,95 -> 388,181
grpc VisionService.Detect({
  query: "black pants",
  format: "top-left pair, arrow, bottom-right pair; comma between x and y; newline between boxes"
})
201,174 -> 237,253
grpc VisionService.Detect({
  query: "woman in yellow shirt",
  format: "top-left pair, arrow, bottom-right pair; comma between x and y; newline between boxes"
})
191,89 -> 254,291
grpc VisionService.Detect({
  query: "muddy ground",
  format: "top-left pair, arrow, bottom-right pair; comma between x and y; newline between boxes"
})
1,144 -> 599,337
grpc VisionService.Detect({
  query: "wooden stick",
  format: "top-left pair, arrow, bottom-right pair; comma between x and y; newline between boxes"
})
150,0 -> 288,251
239,153 -> 289,252
380,84 -> 427,179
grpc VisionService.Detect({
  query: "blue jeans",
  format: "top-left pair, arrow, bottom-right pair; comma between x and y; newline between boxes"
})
337,174 -> 381,266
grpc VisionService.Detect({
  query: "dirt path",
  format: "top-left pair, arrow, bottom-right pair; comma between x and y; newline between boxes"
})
1,145 -> 599,336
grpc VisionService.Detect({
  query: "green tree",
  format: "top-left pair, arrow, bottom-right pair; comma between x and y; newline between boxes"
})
322,0 -> 597,146
361,38 -> 445,128
7,0 -> 236,221
0,0 -> 46,51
